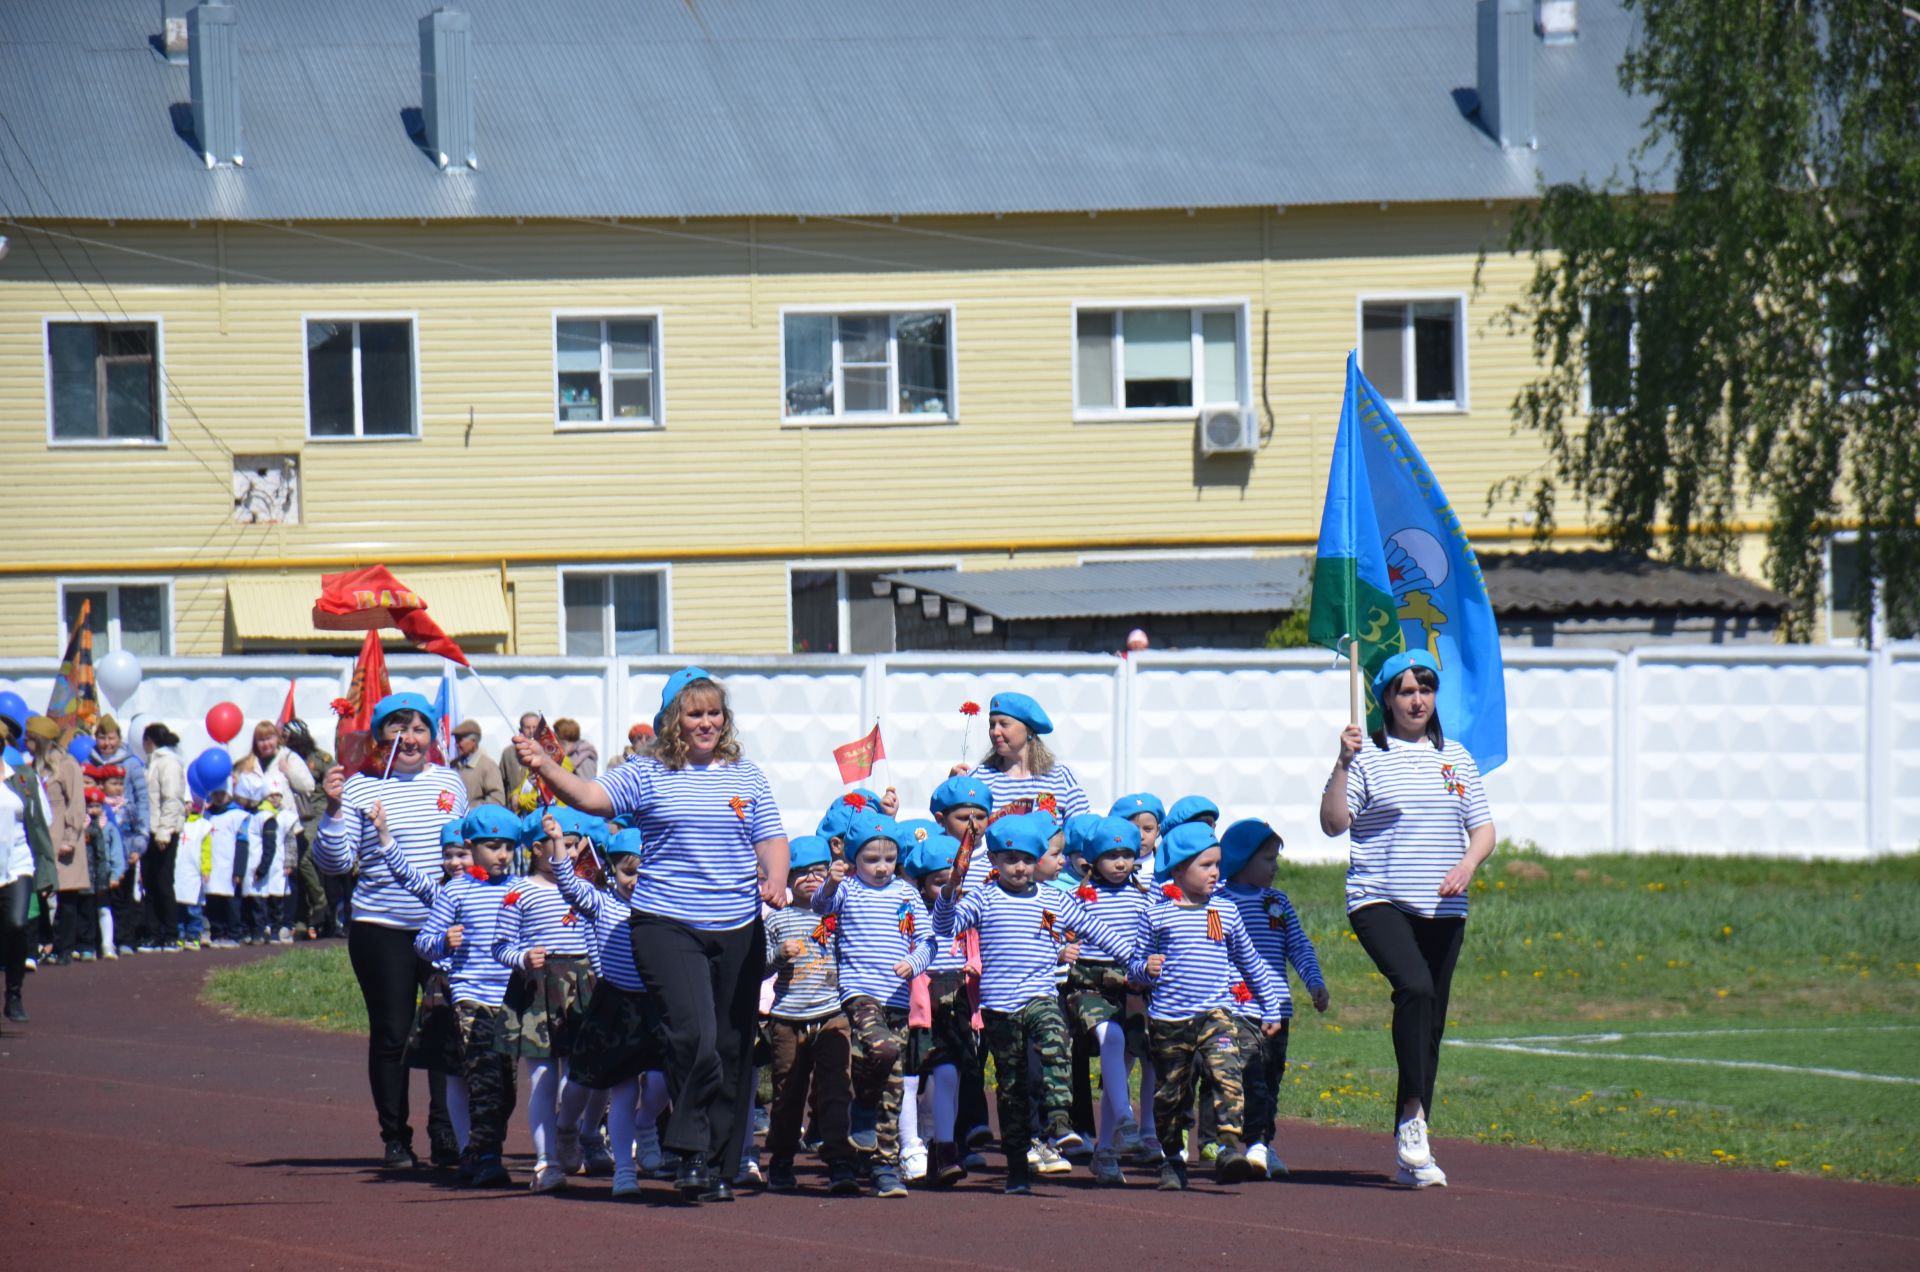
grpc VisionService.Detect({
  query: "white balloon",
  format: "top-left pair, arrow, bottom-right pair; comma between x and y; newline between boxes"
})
96,649 -> 143,708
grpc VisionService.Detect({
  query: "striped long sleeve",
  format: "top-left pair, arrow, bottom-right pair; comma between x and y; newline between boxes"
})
764,905 -> 841,1019
316,767 -> 468,929
552,857 -> 645,992
812,876 -> 932,1009
415,873 -> 515,1006
934,883 -> 1134,1013
492,876 -> 591,970
1223,882 -> 1323,1018
1129,897 -> 1287,1025
1063,878 -> 1150,963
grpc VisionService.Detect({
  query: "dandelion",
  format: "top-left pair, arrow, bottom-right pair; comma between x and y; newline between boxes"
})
1721,925 -> 1733,936
1523,936 -> 1533,946
1775,1159 -> 1791,1168
1716,989 -> 1730,998
1821,1164 -> 1833,1172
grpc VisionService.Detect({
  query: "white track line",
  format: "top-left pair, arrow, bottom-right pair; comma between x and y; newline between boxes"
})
1469,1025 -> 1920,1045
1443,1040 -> 1920,1085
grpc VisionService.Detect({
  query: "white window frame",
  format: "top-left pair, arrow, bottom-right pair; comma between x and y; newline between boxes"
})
551,308 -> 666,432
1354,293 -> 1470,414
1824,532 -> 1887,648
300,312 -> 423,442
785,557 -> 962,655
1579,293 -> 1639,416
778,304 -> 959,426
555,564 -> 673,657
1070,299 -> 1252,423
43,314 -> 169,447
55,577 -> 175,656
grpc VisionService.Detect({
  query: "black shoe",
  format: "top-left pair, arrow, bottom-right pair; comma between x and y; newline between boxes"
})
466,1154 -> 510,1188
673,1158 -> 711,1200
1214,1149 -> 1258,1184
871,1167 -> 908,1198
767,1157 -> 798,1192
698,1178 -> 735,1203
381,1140 -> 418,1171
1003,1176 -> 1033,1196
4,994 -> 26,1023
1157,1158 -> 1189,1191
428,1138 -> 461,1169
827,1160 -> 861,1195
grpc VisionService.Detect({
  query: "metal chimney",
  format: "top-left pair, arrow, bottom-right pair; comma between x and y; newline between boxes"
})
161,0 -> 193,64
188,3 -> 243,167
1476,0 -> 1535,149
420,8 -> 477,171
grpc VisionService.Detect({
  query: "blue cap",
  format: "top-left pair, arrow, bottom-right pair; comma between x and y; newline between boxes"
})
462,805 -> 522,845
1163,795 -> 1220,832
987,692 -> 1052,735
1158,821 -> 1221,879
1062,813 -> 1104,861
1219,818 -> 1279,881
608,827 -> 643,859
986,814 -> 1050,859
1090,815 -> 1143,859
840,812 -> 901,859
551,805 -> 609,848
371,691 -> 439,735
1109,793 -> 1165,825
1372,648 -> 1441,700
929,775 -> 992,816
893,818 -> 942,872
787,834 -> 832,872
519,809 -> 547,846
439,820 -> 467,849
818,790 -> 884,841
902,831 -> 960,880
654,666 -> 716,733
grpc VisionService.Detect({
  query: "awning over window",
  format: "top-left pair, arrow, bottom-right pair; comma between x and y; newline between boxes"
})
227,570 -> 510,644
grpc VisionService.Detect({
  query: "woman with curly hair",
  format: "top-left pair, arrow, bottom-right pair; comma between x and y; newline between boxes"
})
516,667 -> 789,1203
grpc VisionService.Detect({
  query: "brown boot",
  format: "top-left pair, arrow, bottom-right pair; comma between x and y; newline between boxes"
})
930,1140 -> 968,1187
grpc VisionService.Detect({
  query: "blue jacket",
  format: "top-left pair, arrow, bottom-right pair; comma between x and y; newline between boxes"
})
88,742 -> 150,854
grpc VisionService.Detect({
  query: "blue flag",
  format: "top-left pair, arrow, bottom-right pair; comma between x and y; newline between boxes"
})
1324,352 -> 1508,771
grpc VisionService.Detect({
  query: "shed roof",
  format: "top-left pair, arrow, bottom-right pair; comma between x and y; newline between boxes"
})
883,557 -> 1311,622
0,0 -> 1663,223
1480,551 -> 1785,616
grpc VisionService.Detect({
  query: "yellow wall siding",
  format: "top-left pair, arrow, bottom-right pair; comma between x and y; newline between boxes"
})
668,563 -> 790,654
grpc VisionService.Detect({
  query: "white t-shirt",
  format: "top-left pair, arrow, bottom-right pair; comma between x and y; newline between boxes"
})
1344,736 -> 1492,920
0,764 -> 49,885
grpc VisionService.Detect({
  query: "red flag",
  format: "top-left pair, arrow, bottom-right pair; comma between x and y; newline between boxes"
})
276,679 -> 297,728
312,564 -> 470,667
332,631 -> 392,771
526,715 -> 566,806
831,723 -> 886,784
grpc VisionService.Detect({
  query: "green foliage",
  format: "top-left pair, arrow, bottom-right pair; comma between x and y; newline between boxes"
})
1499,0 -> 1920,640
1263,604 -> 1313,649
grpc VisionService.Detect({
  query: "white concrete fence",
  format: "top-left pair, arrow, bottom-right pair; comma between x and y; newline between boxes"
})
5,645 -> 1916,861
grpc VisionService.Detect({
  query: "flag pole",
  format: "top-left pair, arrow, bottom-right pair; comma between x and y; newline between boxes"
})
1349,638 -> 1363,729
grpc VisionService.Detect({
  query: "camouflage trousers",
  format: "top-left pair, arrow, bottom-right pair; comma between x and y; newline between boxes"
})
455,1001 -> 518,1156
982,995 -> 1072,1168
845,995 -> 910,1169
1198,1017 -> 1292,1148
1148,1008 -> 1245,1159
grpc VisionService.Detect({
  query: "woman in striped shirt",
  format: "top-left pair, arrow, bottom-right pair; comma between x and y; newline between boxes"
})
317,691 -> 469,1172
949,692 -> 1091,823
1319,649 -> 1495,1190
514,666 -> 789,1204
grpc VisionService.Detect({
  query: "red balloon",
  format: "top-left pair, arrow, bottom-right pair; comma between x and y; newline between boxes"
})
206,701 -> 244,745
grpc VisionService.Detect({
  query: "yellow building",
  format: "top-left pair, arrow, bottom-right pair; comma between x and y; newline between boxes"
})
0,1 -> 1819,658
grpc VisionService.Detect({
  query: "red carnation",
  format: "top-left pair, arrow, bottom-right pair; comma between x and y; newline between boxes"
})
502,891 -> 522,907
843,793 -> 867,810
959,701 -> 981,716
330,697 -> 355,718
1036,792 -> 1057,814
1230,981 -> 1254,1004
466,866 -> 488,880
1075,884 -> 1097,903
1162,883 -> 1184,901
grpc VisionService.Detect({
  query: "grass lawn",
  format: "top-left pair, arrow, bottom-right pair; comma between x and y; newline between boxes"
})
204,847 -> 1920,1185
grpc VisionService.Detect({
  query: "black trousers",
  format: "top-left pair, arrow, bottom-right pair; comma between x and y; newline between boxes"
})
53,890 -> 97,958
140,837 -> 177,946
627,912 -> 764,1173
346,922 -> 451,1149
1349,903 -> 1466,1128
1,877 -> 30,996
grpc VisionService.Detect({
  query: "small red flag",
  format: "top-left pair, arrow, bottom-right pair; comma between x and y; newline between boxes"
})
313,564 -> 470,667
831,723 -> 886,784
334,631 -> 392,772
276,679 -> 297,728
526,715 -> 565,805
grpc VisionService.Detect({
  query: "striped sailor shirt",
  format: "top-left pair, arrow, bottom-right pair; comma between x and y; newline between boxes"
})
1128,895 -> 1287,1025
933,882 -> 1133,1013
764,904 -> 842,1020
552,856 -> 645,992
316,766 -> 468,929
492,875 -> 591,969
965,762 -> 1092,824
1221,882 -> 1324,1019
1062,876 -> 1152,963
595,758 -> 784,931
811,875 -> 933,1010
1345,736 -> 1491,920
415,872 -> 516,1007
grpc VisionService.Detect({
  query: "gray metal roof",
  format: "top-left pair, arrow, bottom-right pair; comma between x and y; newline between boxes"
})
1481,551 -> 1786,616
0,1 -> 1663,223
884,557 -> 1311,623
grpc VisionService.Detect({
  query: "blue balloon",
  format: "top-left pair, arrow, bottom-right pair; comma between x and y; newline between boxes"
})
190,747 -> 233,797
68,735 -> 94,765
2,745 -> 24,768
0,691 -> 26,731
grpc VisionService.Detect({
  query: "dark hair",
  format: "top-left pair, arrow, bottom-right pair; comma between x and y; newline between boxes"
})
1370,665 -> 1445,751
280,718 -> 315,759
378,709 -> 432,736
144,722 -> 180,749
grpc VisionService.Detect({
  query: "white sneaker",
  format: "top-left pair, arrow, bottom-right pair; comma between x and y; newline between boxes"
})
1395,1116 -> 1433,1169
530,1163 -> 567,1193
901,1146 -> 929,1182
1395,1158 -> 1448,1189
1246,1143 -> 1271,1177
1112,1117 -> 1142,1156
735,1156 -> 764,1187
557,1127 -> 585,1175
1029,1142 -> 1073,1175
635,1124 -> 664,1174
611,1165 -> 642,1197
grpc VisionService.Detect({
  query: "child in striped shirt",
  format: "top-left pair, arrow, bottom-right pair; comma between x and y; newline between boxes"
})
393,821 -> 474,1156
762,834 -> 852,1194
1128,821 -> 1288,1191
811,813 -> 934,1198
928,776 -> 998,1155
932,816 -> 1134,1194
897,825 -> 975,1189
498,808 -> 602,1194
1217,819 -> 1327,1179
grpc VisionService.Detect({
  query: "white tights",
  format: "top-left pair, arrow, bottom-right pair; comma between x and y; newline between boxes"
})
605,1071 -> 669,1171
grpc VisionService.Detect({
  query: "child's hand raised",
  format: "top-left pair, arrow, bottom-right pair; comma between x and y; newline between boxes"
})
446,922 -> 465,950
541,812 -> 562,842
525,946 -> 547,970
827,859 -> 847,884
1144,952 -> 1166,977
879,788 -> 899,817
892,958 -> 915,978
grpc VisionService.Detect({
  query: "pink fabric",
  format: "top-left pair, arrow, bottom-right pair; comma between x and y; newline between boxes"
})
910,930 -> 986,1030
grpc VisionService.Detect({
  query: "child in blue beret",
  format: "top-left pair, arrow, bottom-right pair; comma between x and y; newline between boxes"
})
762,835 -> 854,1194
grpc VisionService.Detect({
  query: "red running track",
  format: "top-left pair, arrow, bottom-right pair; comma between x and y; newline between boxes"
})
2,947 -> 1915,1272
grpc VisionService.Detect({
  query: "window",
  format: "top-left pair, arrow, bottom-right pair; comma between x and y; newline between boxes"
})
782,310 -> 953,421
1826,534 -> 1895,646
47,321 -> 162,442
1586,295 -> 1635,413
561,571 -> 666,656
790,567 -> 947,653
60,582 -> 171,656
305,318 -> 417,438
1073,305 -> 1245,416
554,316 -> 660,427
1359,298 -> 1465,409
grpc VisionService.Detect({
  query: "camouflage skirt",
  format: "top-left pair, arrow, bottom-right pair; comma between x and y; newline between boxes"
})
405,967 -> 464,1074
906,970 -> 979,1077
566,982 -> 668,1091
494,954 -> 595,1061
1062,959 -> 1130,1035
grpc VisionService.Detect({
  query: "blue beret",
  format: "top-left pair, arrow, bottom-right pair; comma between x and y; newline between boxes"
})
551,805 -> 609,847
654,665 -> 717,733
988,691 -> 1052,735
462,805 -> 522,844
519,809 -> 547,846
818,790 -> 884,841
371,692 -> 439,734
1218,818 -> 1280,881
1062,813 -> 1104,861
608,827 -> 643,859
929,775 -> 992,815
902,831 -> 960,879
841,813 -> 901,860
986,814 -> 1050,859
892,818 -> 942,873
787,834 -> 832,871
1090,815 -> 1143,859
1372,648 -> 1441,700
1157,821 -> 1221,879
1163,795 -> 1220,832
1109,793 -> 1166,824
439,820 -> 467,848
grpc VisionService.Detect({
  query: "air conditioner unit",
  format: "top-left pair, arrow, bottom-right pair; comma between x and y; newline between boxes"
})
1199,407 -> 1257,455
